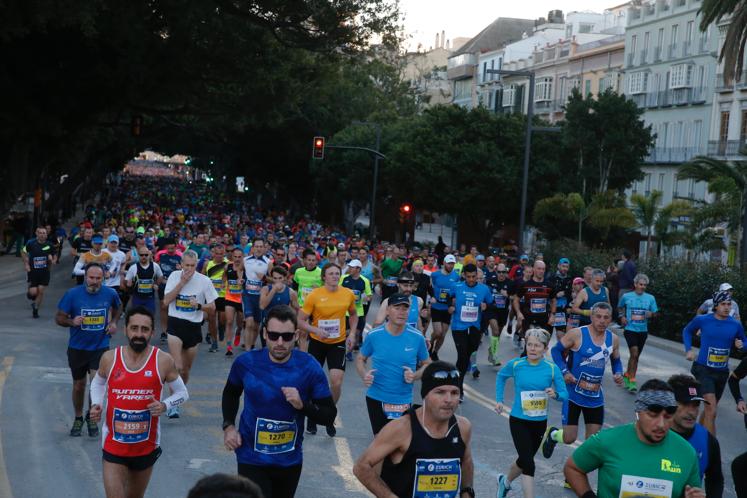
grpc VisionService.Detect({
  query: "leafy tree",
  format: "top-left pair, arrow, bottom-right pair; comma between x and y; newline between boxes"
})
533,193 -> 586,242
700,0 -> 747,84
562,88 -> 655,194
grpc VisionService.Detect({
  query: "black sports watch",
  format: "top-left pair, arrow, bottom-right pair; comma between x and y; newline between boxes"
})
460,486 -> 475,498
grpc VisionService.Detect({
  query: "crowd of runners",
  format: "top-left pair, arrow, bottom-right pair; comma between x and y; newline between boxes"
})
17,171 -> 747,497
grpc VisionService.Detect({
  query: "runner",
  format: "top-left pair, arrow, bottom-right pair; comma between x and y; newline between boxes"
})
565,277 -> 585,333
449,263 -> 492,394
356,293 -> 430,434
353,361 -> 475,498
297,262 -> 357,437
564,379 -> 704,498
73,233 -> 113,283
484,262 -> 511,367
682,290 -> 746,434
203,242 -> 228,350
162,250 -> 218,418
339,259 -> 372,352
697,282 -> 741,320
103,235 -> 127,303
124,247 -> 164,316
667,374 -> 724,497
155,238 -> 182,342
373,271 -> 423,332
411,258 -> 433,333
617,273 -> 658,393
222,247 -> 246,356
88,306 -> 188,498
495,328 -> 568,498
549,257 -> 572,339
543,302 -> 624,460
22,226 -> 56,318
55,263 -> 122,437
292,248 -> 321,351
259,265 -> 299,346
242,238 -> 272,350
221,305 -> 336,498
429,254 -> 460,361
571,268 -> 610,327
512,260 -> 557,346
380,245 -> 404,301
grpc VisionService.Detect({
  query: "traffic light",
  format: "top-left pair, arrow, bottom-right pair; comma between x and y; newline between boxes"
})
399,202 -> 413,224
312,136 -> 325,159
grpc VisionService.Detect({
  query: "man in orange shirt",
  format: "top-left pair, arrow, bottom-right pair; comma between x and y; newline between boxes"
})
297,262 -> 357,437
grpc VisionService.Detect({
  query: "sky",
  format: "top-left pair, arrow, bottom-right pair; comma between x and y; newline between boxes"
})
399,0 -> 615,50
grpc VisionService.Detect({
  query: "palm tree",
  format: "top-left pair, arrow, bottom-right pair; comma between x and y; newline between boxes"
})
701,0 -> 747,84
630,190 -> 662,259
678,156 -> 747,263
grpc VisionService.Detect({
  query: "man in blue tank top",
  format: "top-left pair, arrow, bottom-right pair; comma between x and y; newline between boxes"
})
571,269 -> 610,327
543,302 -> 623,464
668,374 -> 724,497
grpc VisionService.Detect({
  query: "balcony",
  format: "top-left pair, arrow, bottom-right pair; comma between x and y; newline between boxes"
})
534,100 -> 555,113
667,44 -> 679,59
645,146 -> 701,163
716,73 -> 734,92
653,46 -> 662,62
698,37 -> 709,53
708,140 -> 747,157
627,52 -> 635,67
639,49 -> 648,65
447,53 -> 477,80
682,41 -> 692,57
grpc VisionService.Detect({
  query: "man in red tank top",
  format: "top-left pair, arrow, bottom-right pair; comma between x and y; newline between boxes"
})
89,306 -> 188,498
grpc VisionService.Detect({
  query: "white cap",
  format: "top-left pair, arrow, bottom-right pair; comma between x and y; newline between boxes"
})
444,254 -> 457,264
347,259 -> 362,268
719,282 -> 733,291
337,242 -> 346,249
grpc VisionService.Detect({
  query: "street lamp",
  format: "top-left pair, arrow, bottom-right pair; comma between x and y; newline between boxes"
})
486,68 -> 560,255
351,121 -> 382,241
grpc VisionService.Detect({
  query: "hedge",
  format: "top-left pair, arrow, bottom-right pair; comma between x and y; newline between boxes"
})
540,239 -> 747,342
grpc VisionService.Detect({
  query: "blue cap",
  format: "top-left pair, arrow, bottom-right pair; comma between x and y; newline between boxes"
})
108,235 -> 119,243
559,257 -> 570,265
92,234 -> 104,243
476,254 -> 485,261
520,254 -> 529,260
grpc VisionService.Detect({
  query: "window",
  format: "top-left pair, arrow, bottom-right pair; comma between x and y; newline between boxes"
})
642,31 -> 650,62
482,62 -> 488,82
645,174 -> 652,194
585,79 -> 592,96
579,23 -> 594,34
719,111 -> 730,143
503,85 -> 516,107
535,77 -> 553,101
454,80 -> 471,100
490,59 -> 495,81
670,63 -> 693,88
657,28 -> 664,48
686,21 -> 694,43
629,72 -> 649,94
559,77 -> 567,102
671,24 -> 679,46
631,34 -> 638,55
693,120 -> 703,147
741,110 -> 747,143
599,73 -> 618,93
658,173 -> 665,191
565,24 -> 573,38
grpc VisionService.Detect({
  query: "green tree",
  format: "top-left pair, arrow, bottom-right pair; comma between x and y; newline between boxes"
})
700,0 -> 747,84
533,193 -> 587,242
562,88 -> 655,194
630,191 -> 697,259
678,156 -> 747,263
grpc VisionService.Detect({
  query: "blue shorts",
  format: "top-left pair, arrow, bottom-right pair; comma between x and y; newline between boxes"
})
130,295 -> 156,314
242,293 -> 262,322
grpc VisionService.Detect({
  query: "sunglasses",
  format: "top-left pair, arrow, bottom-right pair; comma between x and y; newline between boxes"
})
431,369 -> 461,379
497,271 -> 508,274
266,331 -> 296,342
138,253 -> 149,257
645,404 -> 677,415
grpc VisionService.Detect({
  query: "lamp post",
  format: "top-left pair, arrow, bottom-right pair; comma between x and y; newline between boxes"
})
351,121 -> 382,241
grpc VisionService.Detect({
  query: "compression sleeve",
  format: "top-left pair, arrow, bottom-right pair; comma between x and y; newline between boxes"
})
551,340 -> 569,373
729,373 -> 744,403
221,380 -> 243,426
611,355 -> 623,376
682,315 -> 699,352
301,396 -> 337,427
163,376 -> 189,411
495,361 -> 511,403
90,373 -> 107,406
73,258 -> 86,276
704,433 -> 724,498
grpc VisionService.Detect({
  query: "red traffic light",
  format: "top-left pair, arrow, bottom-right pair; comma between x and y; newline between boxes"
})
312,136 -> 325,159
399,203 -> 412,215
402,204 -> 411,213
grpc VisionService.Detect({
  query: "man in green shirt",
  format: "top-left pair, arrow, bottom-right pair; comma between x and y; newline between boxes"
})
380,245 -> 404,301
293,248 -> 322,350
565,378 -> 704,498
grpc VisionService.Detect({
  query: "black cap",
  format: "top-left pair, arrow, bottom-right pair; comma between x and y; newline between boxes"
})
673,385 -> 709,404
388,293 -> 411,307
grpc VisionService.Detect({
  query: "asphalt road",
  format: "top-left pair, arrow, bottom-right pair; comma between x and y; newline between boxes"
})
0,253 -> 744,498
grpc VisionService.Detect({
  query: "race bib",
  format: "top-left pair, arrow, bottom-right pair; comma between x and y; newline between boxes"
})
631,308 -> 646,324
437,288 -> 450,304
706,347 -> 729,369
175,294 -> 197,312
493,294 -> 507,309
556,296 -> 567,309
554,312 -> 567,327
575,372 -> 602,398
301,287 -> 313,301
567,314 -> 581,328
32,256 -> 47,269
413,458 -> 461,498
459,304 -> 479,323
211,277 -> 223,291
254,418 -> 297,454
385,276 -> 398,287
112,408 -> 151,444
619,474 -> 673,498
80,308 -> 107,332
521,390 -> 548,417
530,298 -> 547,314
137,278 -> 154,294
318,319 -> 341,339
245,279 -> 262,294
382,402 -> 410,420
227,279 -> 242,295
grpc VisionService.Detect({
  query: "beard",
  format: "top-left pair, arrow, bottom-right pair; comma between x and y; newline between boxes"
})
129,338 -> 148,352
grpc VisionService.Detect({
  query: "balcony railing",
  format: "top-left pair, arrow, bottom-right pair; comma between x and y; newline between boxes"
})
636,87 -> 708,109
716,74 -> 733,92
645,146 -> 701,163
668,44 -> 678,59
682,41 -> 692,57
653,46 -> 662,61
698,37 -> 709,53
707,140 -> 747,157
639,49 -> 648,65
627,52 -> 635,66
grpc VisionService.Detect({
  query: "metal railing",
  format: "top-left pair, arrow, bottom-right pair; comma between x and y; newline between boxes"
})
627,52 -> 635,67
668,44 -> 678,59
653,46 -> 662,61
645,146 -> 701,163
639,49 -> 648,65
707,140 -> 746,157
716,74 -> 733,92
682,41 -> 691,57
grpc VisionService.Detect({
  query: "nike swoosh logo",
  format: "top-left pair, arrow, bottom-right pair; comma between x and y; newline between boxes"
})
405,347 -> 414,352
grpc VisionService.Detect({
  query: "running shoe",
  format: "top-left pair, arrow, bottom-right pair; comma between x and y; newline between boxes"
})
306,421 -> 317,435
325,424 -> 337,437
542,425 -> 558,458
205,334 -> 212,345
497,473 -> 511,498
622,375 -> 631,390
209,342 -> 218,353
345,351 -> 353,362
472,367 -> 480,379
167,406 -> 180,419
32,306 -> 39,319
564,480 -> 572,489
225,347 -> 233,357
85,411 -> 99,437
70,417 -> 84,437
487,350 -> 495,365
628,380 -> 638,393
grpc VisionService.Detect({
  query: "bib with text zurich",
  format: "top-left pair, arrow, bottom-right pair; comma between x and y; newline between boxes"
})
175,294 -> 197,312
113,408 -> 151,444
253,418 -> 297,454
459,302 -> 479,323
575,372 -> 602,397
619,474 -> 673,498
413,458 -> 461,498
137,279 -> 154,294
81,308 -> 107,332
318,319 -> 341,339
33,256 -> 47,269
630,308 -> 646,324
382,402 -> 409,420
706,347 -> 729,368
530,298 -> 547,314
521,390 -> 548,417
